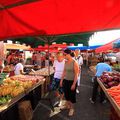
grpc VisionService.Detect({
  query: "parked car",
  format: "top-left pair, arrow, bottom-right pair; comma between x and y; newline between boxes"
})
104,53 -> 116,63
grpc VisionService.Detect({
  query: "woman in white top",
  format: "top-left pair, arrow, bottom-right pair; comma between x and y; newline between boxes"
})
52,52 -> 65,106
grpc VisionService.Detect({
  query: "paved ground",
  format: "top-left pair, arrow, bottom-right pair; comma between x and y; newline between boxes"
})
32,65 -> 111,120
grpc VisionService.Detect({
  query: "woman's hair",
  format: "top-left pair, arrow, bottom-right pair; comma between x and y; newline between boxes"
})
64,48 -> 72,54
70,52 -> 75,57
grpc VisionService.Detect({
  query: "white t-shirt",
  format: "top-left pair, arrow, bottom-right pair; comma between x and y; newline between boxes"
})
53,59 -> 65,79
75,55 -> 83,66
14,63 -> 24,75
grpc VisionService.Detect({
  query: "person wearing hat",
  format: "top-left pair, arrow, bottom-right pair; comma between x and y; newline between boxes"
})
60,48 -> 79,116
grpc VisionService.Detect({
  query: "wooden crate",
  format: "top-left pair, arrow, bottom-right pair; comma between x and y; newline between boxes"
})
110,107 -> 120,120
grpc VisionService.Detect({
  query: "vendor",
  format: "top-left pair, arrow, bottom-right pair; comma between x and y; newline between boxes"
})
90,59 -> 112,104
14,59 -> 25,75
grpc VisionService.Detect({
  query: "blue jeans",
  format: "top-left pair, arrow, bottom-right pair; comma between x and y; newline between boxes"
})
51,78 -> 63,94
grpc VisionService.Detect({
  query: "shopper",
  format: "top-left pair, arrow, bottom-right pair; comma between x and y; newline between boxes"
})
74,49 -> 83,93
52,52 -> 65,106
32,52 -> 37,65
6,53 -> 12,64
36,51 -> 41,66
60,48 -> 79,116
14,59 -> 25,75
90,59 -> 112,104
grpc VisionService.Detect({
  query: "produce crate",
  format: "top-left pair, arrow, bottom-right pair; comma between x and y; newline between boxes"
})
110,106 -> 120,120
18,100 -> 33,120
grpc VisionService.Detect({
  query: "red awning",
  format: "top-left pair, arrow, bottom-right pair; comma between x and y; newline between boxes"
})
34,43 -> 67,51
95,39 -> 120,53
1,0 -> 120,40
0,0 -> 24,6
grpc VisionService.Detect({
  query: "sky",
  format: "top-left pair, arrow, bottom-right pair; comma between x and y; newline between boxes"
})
89,29 -> 120,46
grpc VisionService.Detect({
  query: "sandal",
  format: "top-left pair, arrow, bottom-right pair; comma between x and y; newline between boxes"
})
68,108 -> 74,116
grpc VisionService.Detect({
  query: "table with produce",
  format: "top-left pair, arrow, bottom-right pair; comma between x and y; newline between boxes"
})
0,74 -> 45,120
29,66 -> 54,76
113,63 -> 120,72
29,67 -> 54,96
97,71 -> 120,119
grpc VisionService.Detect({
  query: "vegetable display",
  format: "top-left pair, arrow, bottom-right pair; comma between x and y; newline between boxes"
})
107,85 -> 120,106
0,75 -> 44,105
99,71 -> 120,88
99,71 -> 120,107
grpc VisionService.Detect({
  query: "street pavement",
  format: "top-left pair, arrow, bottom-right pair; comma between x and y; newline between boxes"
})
33,65 -> 110,120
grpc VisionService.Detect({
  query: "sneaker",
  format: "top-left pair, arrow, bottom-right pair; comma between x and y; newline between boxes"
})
68,108 -> 74,116
76,89 -> 79,93
58,100 -> 62,107
89,98 -> 95,104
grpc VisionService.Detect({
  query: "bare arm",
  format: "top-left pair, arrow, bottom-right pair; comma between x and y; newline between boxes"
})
73,61 -> 79,85
61,69 -> 65,82
71,61 -> 79,90
20,69 -> 25,75
60,66 -> 66,87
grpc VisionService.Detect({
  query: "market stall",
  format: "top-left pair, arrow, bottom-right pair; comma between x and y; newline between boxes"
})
0,75 -> 45,120
97,71 -> 120,120
29,67 -> 54,96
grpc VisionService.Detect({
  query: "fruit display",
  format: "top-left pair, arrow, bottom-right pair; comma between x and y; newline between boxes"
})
29,67 -> 54,76
0,95 -> 12,105
99,71 -> 120,106
99,71 -> 120,89
10,75 -> 44,84
0,75 -> 45,105
107,85 -> 120,106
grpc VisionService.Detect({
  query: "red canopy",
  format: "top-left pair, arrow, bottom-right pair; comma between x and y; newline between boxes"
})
34,43 -> 67,51
95,39 -> 120,53
1,0 -> 120,40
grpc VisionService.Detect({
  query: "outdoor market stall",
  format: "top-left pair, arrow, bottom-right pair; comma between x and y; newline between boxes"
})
0,75 -> 45,120
0,1 -> 120,120
29,67 -> 54,96
97,71 -> 120,120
